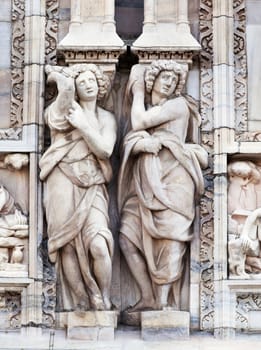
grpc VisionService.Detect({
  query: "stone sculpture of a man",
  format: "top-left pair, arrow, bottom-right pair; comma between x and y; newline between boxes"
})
118,60 -> 208,311
40,64 -> 116,311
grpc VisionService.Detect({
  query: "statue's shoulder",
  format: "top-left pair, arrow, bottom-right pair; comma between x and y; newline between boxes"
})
97,106 -> 114,118
97,107 -> 116,129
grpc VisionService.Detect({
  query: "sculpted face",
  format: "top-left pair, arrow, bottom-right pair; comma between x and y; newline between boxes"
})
153,70 -> 177,99
75,70 -> 99,101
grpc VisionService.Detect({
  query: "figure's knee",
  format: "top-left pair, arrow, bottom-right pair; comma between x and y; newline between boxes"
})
90,235 -> 109,259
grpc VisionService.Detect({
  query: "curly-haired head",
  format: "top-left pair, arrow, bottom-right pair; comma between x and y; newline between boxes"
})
70,63 -> 110,100
145,60 -> 188,97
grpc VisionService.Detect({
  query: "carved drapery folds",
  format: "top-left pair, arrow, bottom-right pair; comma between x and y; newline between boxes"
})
118,60 -> 208,314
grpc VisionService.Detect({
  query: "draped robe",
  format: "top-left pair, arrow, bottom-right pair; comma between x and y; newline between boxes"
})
118,116 -> 207,305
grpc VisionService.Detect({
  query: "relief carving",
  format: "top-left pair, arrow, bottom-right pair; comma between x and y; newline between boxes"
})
0,292 -> 21,329
0,153 -> 29,272
228,161 -> 261,278
118,60 -> 208,312
40,64 -> 116,311
0,186 -> 28,270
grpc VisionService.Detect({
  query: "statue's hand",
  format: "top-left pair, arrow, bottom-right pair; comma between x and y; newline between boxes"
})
143,137 -> 162,155
241,235 -> 253,252
67,101 -> 87,129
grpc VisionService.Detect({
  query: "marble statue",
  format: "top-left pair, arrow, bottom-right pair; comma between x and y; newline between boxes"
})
228,161 -> 261,278
40,64 -> 117,311
0,186 -> 28,267
118,60 -> 208,311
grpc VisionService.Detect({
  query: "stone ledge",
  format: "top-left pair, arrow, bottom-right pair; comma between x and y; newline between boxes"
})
67,311 -> 117,341
141,310 -> 190,341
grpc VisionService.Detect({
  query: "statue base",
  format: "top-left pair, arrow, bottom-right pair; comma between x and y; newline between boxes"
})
141,310 -> 190,341
67,311 -> 117,341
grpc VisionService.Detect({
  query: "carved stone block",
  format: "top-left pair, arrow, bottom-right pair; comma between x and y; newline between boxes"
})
67,311 -> 117,341
141,310 -> 190,341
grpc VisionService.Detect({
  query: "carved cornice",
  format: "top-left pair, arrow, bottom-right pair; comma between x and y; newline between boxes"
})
133,50 -> 194,65
60,49 -> 124,65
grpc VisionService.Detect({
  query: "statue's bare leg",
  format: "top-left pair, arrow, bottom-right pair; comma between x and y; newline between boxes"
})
61,243 -> 89,309
155,283 -> 172,309
89,235 -> 112,310
119,233 -> 155,312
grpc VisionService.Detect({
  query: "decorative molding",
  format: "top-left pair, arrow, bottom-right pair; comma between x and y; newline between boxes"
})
199,0 -> 214,331
42,238 -> 56,328
236,294 -> 261,330
10,0 -> 25,129
0,128 -> 22,140
235,132 -> 261,142
42,282 -> 56,327
0,292 -> 21,329
199,135 -> 214,330
199,0 -> 213,131
45,0 -> 59,65
234,0 -> 247,132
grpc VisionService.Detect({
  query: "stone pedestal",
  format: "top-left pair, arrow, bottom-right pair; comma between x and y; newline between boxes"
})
141,310 -> 190,341
67,311 -> 117,341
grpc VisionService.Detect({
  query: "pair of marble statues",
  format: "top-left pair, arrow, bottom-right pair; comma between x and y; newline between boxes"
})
39,60 -> 208,312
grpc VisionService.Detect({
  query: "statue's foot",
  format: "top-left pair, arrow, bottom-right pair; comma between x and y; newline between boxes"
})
90,294 -> 105,311
127,299 -> 156,313
103,295 -> 112,310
